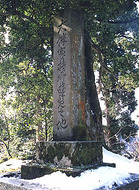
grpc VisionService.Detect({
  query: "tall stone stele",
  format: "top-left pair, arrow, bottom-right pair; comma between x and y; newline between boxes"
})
36,9 -> 103,168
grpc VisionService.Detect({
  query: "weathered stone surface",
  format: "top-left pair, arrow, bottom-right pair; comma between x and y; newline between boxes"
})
21,162 -> 116,179
21,162 -> 115,179
0,181 -> 47,190
21,164 -> 56,179
36,141 -> 102,167
114,174 -> 139,190
0,174 -> 47,190
114,180 -> 139,190
99,174 -> 139,190
53,9 -> 87,141
0,182 -> 28,190
1,172 -> 139,189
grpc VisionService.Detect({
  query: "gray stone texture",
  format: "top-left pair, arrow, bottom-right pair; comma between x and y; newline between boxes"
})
53,9 -> 87,141
1,174 -> 139,189
36,141 -> 102,167
0,181 -> 47,190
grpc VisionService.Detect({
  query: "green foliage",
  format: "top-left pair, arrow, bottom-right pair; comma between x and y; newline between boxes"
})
0,23 -> 53,159
0,0 -> 138,158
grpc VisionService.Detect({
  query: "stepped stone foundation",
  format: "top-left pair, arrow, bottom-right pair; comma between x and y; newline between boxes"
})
21,141 -> 104,179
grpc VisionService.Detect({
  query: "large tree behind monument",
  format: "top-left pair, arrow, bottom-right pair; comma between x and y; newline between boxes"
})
0,0 -> 138,152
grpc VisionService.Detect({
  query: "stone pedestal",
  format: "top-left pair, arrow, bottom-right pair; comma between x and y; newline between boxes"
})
36,141 -> 102,167
21,141 -> 104,179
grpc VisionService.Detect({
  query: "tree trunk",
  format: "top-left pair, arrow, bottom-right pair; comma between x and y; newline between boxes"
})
36,96 -> 44,142
84,31 -> 103,142
104,92 -> 112,148
1,140 -> 12,158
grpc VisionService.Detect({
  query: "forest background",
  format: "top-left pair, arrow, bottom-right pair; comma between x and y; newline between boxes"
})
0,0 -> 139,162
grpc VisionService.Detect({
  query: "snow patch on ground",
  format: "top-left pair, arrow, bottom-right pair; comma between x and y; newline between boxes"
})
103,148 -> 139,174
0,159 -> 30,172
29,168 -> 130,190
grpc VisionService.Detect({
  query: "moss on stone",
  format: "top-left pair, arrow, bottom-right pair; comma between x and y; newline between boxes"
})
47,145 -> 56,161
73,121 -> 87,141
21,164 -> 57,179
36,141 -> 102,167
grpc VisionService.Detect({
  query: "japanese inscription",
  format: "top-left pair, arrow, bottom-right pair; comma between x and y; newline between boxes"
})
55,19 -> 68,130
53,11 -> 86,141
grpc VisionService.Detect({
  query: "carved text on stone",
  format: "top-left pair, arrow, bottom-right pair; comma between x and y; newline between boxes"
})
56,19 -> 68,130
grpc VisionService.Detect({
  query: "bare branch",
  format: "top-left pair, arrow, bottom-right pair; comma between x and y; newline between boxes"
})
91,40 -> 118,82
95,17 -> 139,25
116,35 -> 139,44
108,17 -> 139,24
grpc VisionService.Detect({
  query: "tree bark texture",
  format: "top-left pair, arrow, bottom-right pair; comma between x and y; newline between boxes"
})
84,31 -> 103,142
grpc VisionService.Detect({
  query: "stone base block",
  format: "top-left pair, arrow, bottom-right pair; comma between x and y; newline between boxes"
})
21,162 -> 115,179
36,141 -> 102,167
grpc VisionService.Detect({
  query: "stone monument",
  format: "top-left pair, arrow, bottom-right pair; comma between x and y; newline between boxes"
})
21,9 -> 104,179
53,10 -> 86,141
36,9 -> 102,167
